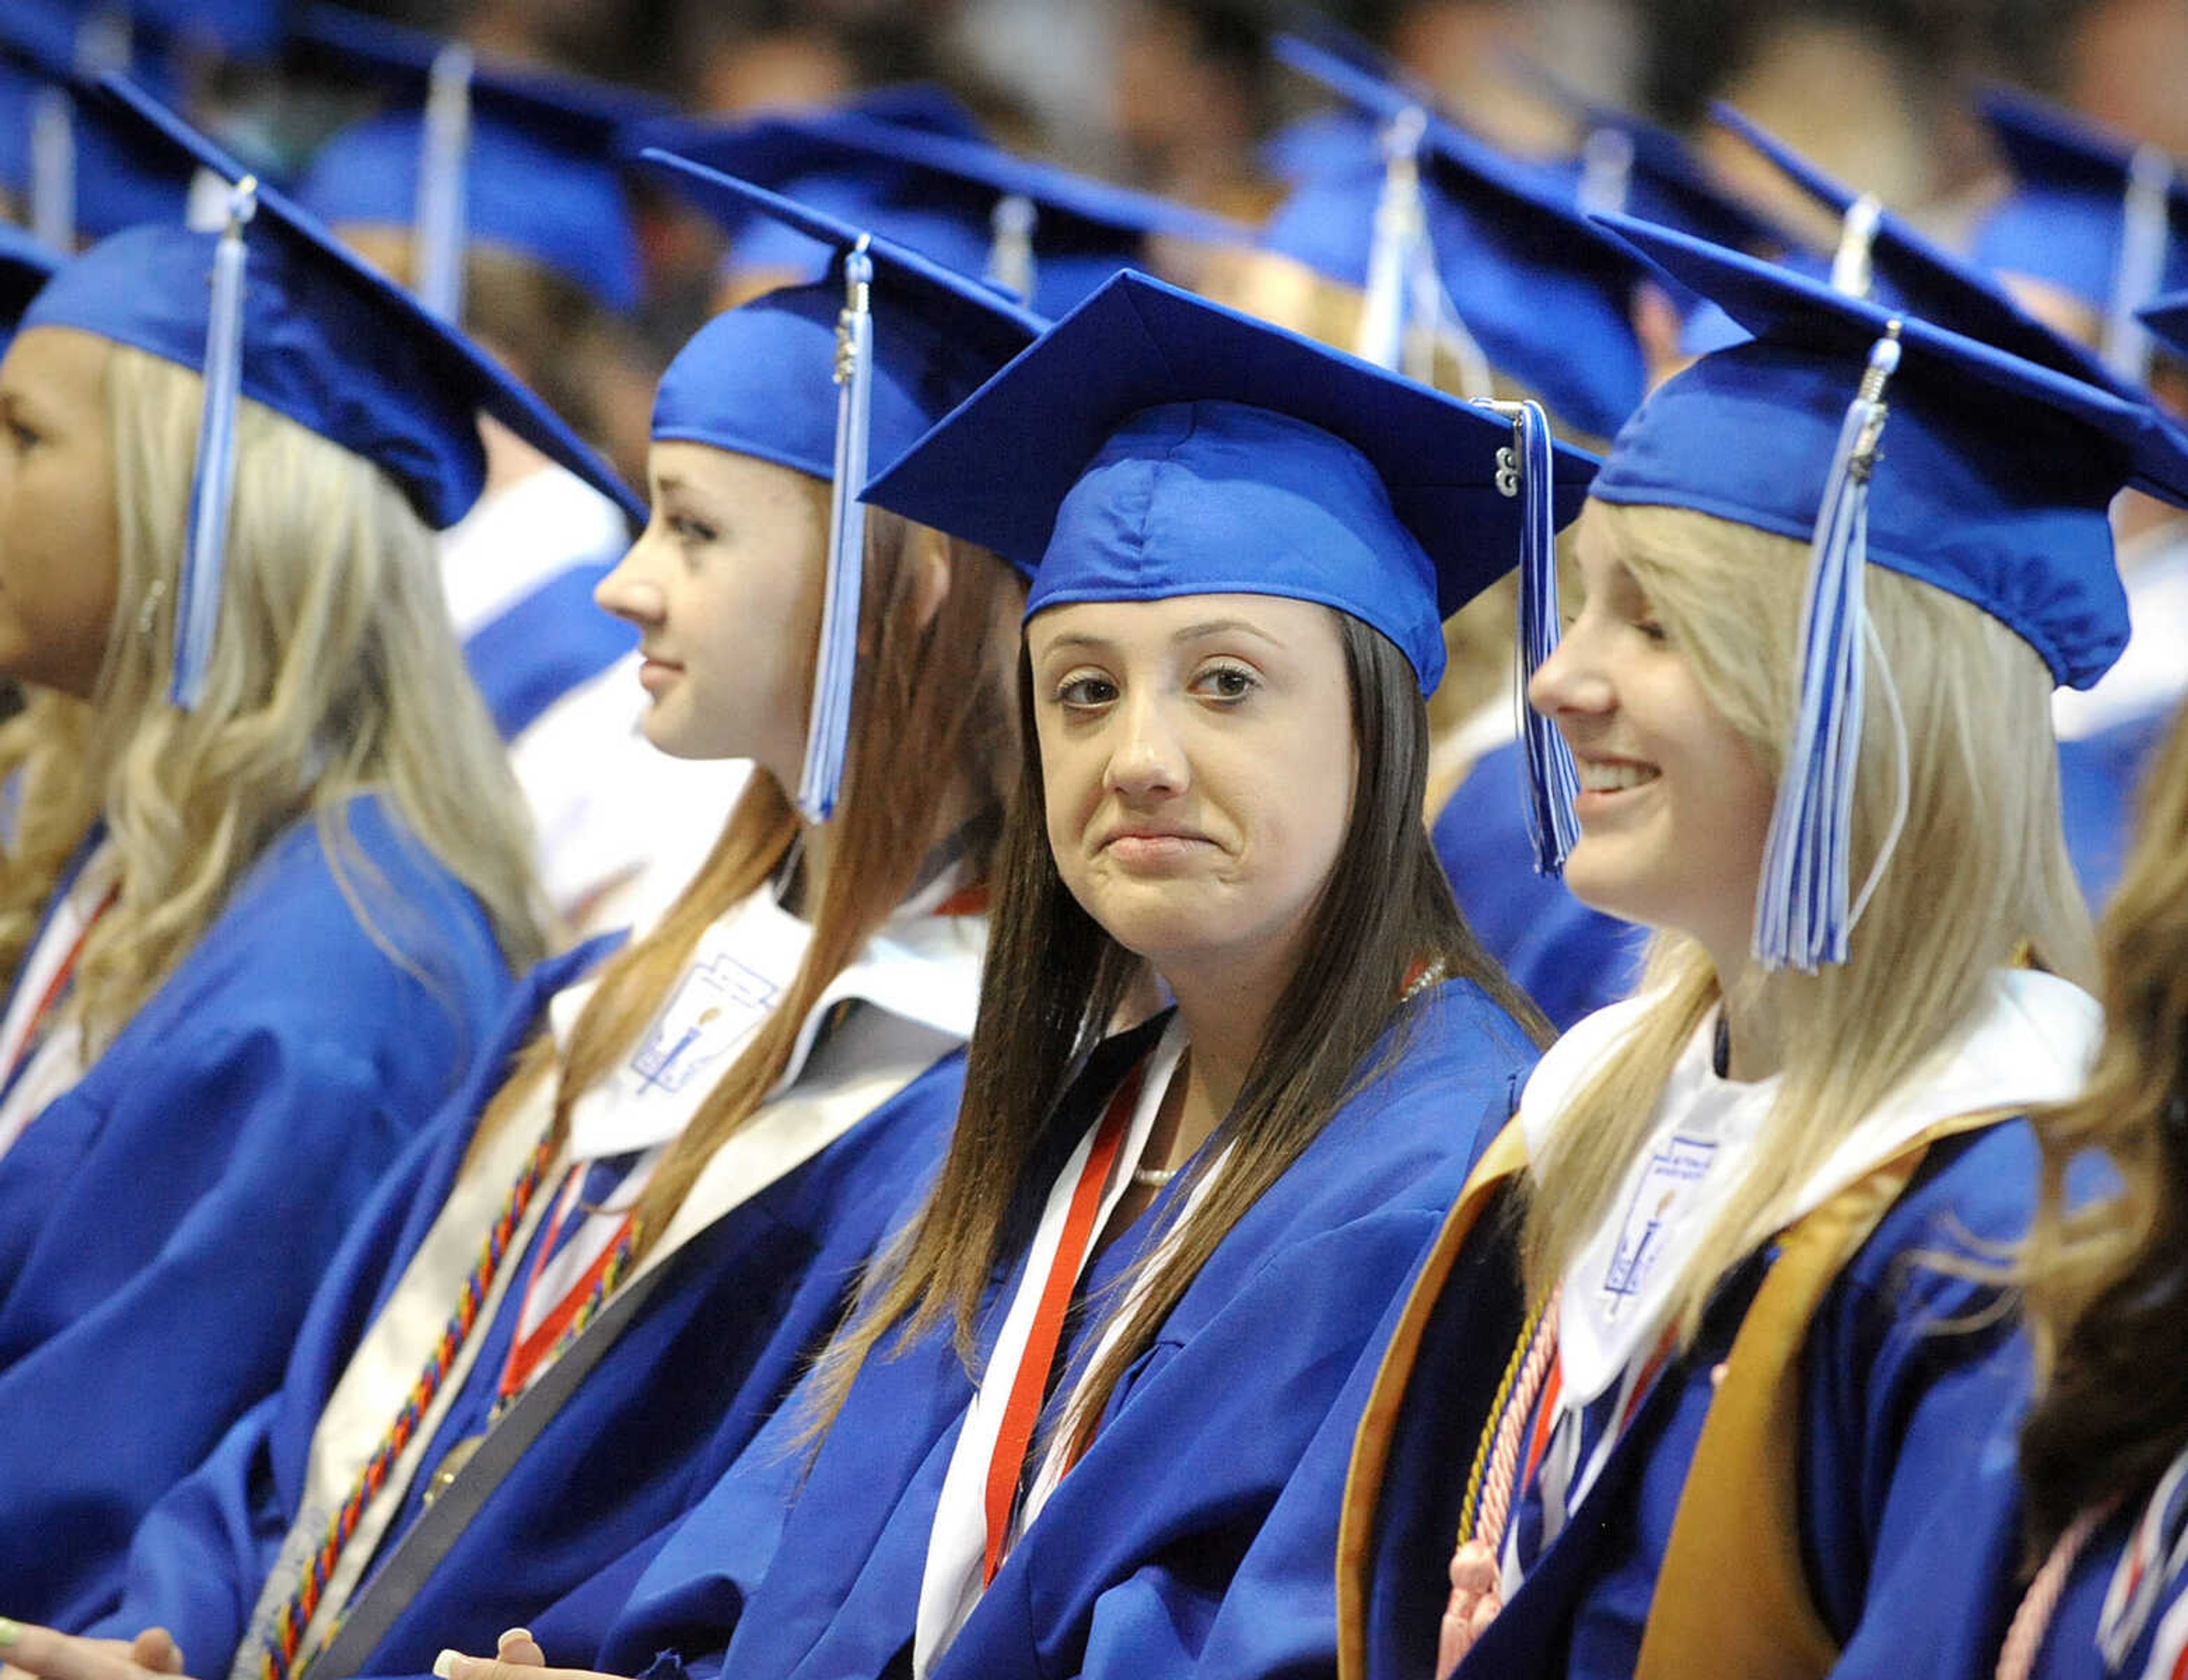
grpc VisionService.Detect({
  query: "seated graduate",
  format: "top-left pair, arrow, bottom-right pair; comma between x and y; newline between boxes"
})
1967,91 -> 2188,906
0,152 -> 1047,1677
1334,218 -> 2188,1680
285,7 -> 745,936
443,271 -> 1591,1680
0,68 -> 638,1622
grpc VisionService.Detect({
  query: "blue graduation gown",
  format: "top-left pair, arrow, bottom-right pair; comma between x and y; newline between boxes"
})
572,976 -> 1541,1680
1431,741 -> 1646,1031
1358,1120 -> 2039,1679
88,971 -> 970,1680
0,796 -> 515,1629
463,559 -> 636,741
2058,708 -> 2173,910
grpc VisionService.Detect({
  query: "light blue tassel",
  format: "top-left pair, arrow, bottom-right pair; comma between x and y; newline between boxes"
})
1356,105 -> 1428,372
1484,398 -> 1578,874
2104,144 -> 2173,386
1752,322 -> 1901,972
795,238 -> 875,823
413,43 -> 474,324
27,87 -> 75,252
986,192 -> 1038,304
1574,125 -> 1634,217
173,177 -> 258,711
1828,193 -> 1883,298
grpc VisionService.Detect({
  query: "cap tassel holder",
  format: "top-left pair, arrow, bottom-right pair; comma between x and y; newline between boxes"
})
796,236 -> 875,823
413,42 -> 475,324
1486,397 -> 1578,874
987,192 -> 1039,304
1828,193 -> 1883,299
1752,321 -> 1901,972
173,177 -> 258,710
2104,144 -> 2174,385
1358,105 -> 1429,372
27,87 -> 76,252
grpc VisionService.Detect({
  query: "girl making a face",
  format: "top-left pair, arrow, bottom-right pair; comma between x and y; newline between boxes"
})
1337,221 -> 2188,1680
0,148 -> 1042,1679
417,273 -> 1590,1680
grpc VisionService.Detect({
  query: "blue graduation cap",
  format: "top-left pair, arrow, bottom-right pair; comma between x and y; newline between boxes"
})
1971,85 -> 2188,384
52,0 -> 288,60
634,149 -> 1047,822
864,270 -> 1601,866
1264,35 -> 1648,439
287,5 -> 667,317
0,221 -> 59,352
19,74 -> 643,712
1711,102 -> 2134,394
628,102 -> 1250,319
1586,211 -> 2188,971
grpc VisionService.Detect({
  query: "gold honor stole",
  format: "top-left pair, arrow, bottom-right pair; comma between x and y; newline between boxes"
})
1336,1105 -> 2022,1680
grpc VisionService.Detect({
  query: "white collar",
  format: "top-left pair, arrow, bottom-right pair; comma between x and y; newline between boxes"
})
438,464 -> 630,641
1533,969 -> 2100,1403
549,883 -> 987,1161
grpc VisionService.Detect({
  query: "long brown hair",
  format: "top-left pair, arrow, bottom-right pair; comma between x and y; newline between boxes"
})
463,504 -> 1022,1261
2019,699 -> 2188,1553
808,608 -> 1549,1447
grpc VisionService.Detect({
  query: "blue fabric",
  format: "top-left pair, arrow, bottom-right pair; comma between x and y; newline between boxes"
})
1433,740 -> 1644,1030
293,108 -> 643,313
864,270 -> 1598,697
1358,1119 -> 2040,1679
0,793 -> 515,1628
1971,85 -> 2188,315
562,976 -> 1538,1680
20,75 -> 643,530
640,156 -> 1046,494
460,558 -> 636,740
2059,707 -> 2171,908
88,964 -> 971,1678
631,107 -> 1247,320
1587,215 -> 2188,690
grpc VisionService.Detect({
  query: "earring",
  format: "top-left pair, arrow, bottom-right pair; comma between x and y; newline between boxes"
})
136,577 -> 168,637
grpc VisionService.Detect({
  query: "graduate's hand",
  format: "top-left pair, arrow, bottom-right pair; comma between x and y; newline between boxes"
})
0,1621 -> 191,1680
434,1630 -> 624,1680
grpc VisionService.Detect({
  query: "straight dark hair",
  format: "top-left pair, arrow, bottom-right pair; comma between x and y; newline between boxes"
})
806,607 -> 1550,1446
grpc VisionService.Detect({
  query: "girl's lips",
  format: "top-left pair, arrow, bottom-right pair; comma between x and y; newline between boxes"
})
638,657 -> 684,694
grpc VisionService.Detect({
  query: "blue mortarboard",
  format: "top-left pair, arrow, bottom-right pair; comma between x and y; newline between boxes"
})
865,271 -> 1600,862
288,5 -> 666,317
0,221 -> 59,352
1971,85 -> 2188,383
635,149 -> 1046,822
19,75 -> 642,710
1585,211 -> 2188,969
1711,103 -> 2133,394
0,2 -> 202,245
2142,290 -> 2188,364
630,103 -> 1249,319
1265,36 -> 1648,439
51,0 -> 288,60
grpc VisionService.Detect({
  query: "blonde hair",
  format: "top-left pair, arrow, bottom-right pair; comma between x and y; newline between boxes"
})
0,344 -> 547,1050
1520,498 -> 2091,1343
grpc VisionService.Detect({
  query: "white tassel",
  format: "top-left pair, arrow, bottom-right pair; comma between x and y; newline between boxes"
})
2105,144 -> 2174,386
1357,105 -> 1428,371
413,43 -> 474,324
796,238 -> 875,823
173,177 -> 259,710
27,87 -> 74,253
986,192 -> 1038,304
1829,193 -> 1883,299
1751,322 -> 1901,971
1574,126 -> 1634,218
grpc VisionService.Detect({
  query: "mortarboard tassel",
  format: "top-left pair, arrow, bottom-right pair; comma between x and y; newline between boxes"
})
27,87 -> 75,253
173,176 -> 258,710
413,42 -> 474,324
1752,321 -> 1901,972
2104,144 -> 2174,386
795,236 -> 875,823
1828,193 -> 1883,299
1574,125 -> 1635,218
1357,105 -> 1428,372
986,192 -> 1039,304
1491,397 -> 1578,875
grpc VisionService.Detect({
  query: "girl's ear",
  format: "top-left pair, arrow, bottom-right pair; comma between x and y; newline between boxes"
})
909,525 -> 954,635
